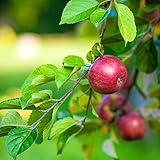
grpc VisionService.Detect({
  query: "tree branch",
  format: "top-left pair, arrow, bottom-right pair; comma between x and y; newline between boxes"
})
100,0 -> 113,44
30,70 -> 88,128
135,83 -> 147,99
81,88 -> 92,125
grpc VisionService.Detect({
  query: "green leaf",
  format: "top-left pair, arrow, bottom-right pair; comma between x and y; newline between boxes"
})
28,101 -> 53,144
0,98 -> 36,110
31,90 -> 52,103
0,126 -> 16,138
103,33 -> 136,55
92,106 -> 99,118
46,100 -> 67,140
78,120 -> 101,136
86,51 -> 94,62
102,139 -> 118,159
49,117 -> 78,139
103,17 -> 119,38
140,99 -> 159,109
1,110 -> 25,126
20,89 -> 53,109
144,4 -> 160,12
90,8 -> 110,27
0,98 -> 21,110
135,38 -> 158,73
57,124 -> 82,154
21,64 -> 57,93
55,67 -> 73,89
110,128 -> 119,144
135,17 -> 149,34
91,43 -> 104,57
149,84 -> 160,98
0,111 -> 26,137
63,55 -> 85,67
115,2 -> 137,45
20,64 -> 57,108
60,0 -> 99,24
6,127 -> 38,160
102,17 -> 147,55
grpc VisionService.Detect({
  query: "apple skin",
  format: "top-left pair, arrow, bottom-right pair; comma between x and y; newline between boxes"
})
117,112 -> 146,141
98,93 -> 132,122
88,55 -> 127,94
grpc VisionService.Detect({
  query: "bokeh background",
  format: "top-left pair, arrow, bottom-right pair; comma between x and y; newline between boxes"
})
0,0 -> 160,160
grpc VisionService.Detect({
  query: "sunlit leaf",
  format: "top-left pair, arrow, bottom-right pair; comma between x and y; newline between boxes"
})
49,117 -> 78,139
55,67 -> 73,89
63,55 -> 85,67
20,89 -> 53,109
0,98 -> 22,110
60,0 -> 99,24
115,2 -> 137,45
21,64 -> 57,92
0,111 -> 26,137
90,8 -> 110,27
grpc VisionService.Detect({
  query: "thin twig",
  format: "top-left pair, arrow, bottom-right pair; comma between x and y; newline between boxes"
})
30,70 -> 88,128
135,83 -> 147,99
100,18 -> 108,44
100,0 -> 113,44
81,88 -> 92,125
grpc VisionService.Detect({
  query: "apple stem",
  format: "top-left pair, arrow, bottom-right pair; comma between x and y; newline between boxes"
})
100,0 -> 113,44
30,69 -> 89,129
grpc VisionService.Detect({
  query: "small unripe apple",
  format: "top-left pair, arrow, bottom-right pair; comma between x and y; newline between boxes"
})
98,93 -> 132,122
117,112 -> 146,141
88,55 -> 127,94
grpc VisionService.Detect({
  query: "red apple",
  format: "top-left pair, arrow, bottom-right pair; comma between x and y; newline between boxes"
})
117,112 -> 146,141
88,55 -> 127,94
98,93 -> 132,122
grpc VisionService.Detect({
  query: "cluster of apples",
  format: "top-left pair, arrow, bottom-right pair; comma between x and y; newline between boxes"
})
87,55 -> 146,141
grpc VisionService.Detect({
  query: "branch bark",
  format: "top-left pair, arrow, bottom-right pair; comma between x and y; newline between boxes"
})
30,70 -> 88,128
100,0 -> 113,44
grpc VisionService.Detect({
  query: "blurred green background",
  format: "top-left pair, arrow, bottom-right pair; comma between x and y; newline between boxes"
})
0,0 -> 160,160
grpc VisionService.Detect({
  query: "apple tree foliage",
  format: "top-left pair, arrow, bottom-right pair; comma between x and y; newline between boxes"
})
0,0 -> 160,159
